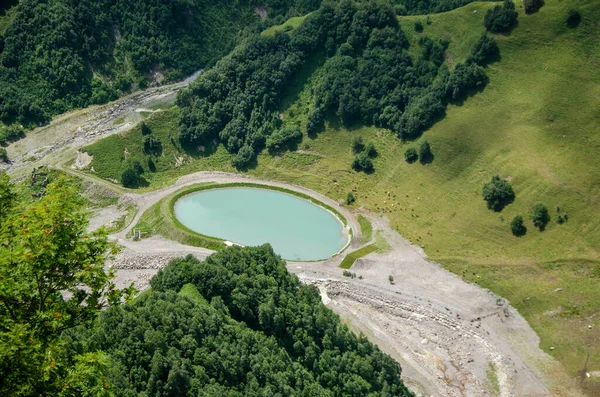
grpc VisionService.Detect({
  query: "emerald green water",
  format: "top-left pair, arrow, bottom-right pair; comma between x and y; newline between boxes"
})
174,187 -> 348,261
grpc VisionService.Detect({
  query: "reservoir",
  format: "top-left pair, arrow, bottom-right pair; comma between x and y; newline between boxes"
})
173,187 -> 348,261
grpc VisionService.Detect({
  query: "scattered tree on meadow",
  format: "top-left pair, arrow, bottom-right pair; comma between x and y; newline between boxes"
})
484,0 -> 518,33
365,142 -> 377,157
510,215 -> 527,236
346,191 -> 356,205
404,147 -> 418,163
143,135 -> 162,155
140,121 -> 152,136
524,0 -> 544,14
468,34 -> 499,66
352,135 -> 365,153
352,151 -> 373,173
419,140 -> 433,163
414,21 -> 423,32
482,175 -> 515,211
530,203 -> 550,230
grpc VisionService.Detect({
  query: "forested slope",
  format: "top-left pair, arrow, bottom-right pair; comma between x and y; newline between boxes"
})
68,246 -> 414,396
0,0 -> 321,131
177,0 -> 495,168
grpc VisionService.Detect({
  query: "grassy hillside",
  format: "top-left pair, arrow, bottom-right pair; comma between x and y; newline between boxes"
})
83,0 -> 600,390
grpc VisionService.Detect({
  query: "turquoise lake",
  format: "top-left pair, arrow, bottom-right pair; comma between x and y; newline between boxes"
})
174,187 -> 348,261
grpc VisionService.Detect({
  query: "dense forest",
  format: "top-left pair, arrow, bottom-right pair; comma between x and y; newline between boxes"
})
0,0 -> 491,138
68,246 -> 414,396
178,0 -> 497,168
0,0 -> 321,131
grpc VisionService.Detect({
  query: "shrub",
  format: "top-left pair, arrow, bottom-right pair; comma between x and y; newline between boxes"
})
143,135 -> 162,155
388,275 -> 394,284
510,215 -> 526,236
141,122 -> 152,136
419,140 -> 432,163
482,175 -> 515,211
530,203 -> 550,230
346,192 -> 356,205
524,0 -> 544,14
0,148 -> 7,163
566,9 -> 581,28
352,135 -> 365,153
484,0 -> 518,33
556,214 -> 568,224
414,21 -> 423,33
404,147 -> 418,163
352,152 -> 373,172
266,125 -> 302,153
365,142 -> 377,157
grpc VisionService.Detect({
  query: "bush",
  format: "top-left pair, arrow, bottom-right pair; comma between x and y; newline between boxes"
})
484,0 -> 518,33
266,125 -> 302,153
530,203 -> 550,230
510,215 -> 527,236
141,122 -> 152,136
352,135 -> 365,153
388,275 -> 394,284
566,9 -> 581,28
232,145 -> 254,169
524,0 -> 544,14
352,152 -> 373,172
143,135 -> 162,155
346,192 -> 356,205
404,147 -> 418,163
482,175 -> 515,211
414,21 -> 423,33
0,148 -> 7,163
419,140 -> 433,163
556,214 -> 568,224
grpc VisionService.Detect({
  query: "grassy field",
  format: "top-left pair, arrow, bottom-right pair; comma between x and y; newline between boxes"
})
82,0 -> 600,390
358,215 -> 373,245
